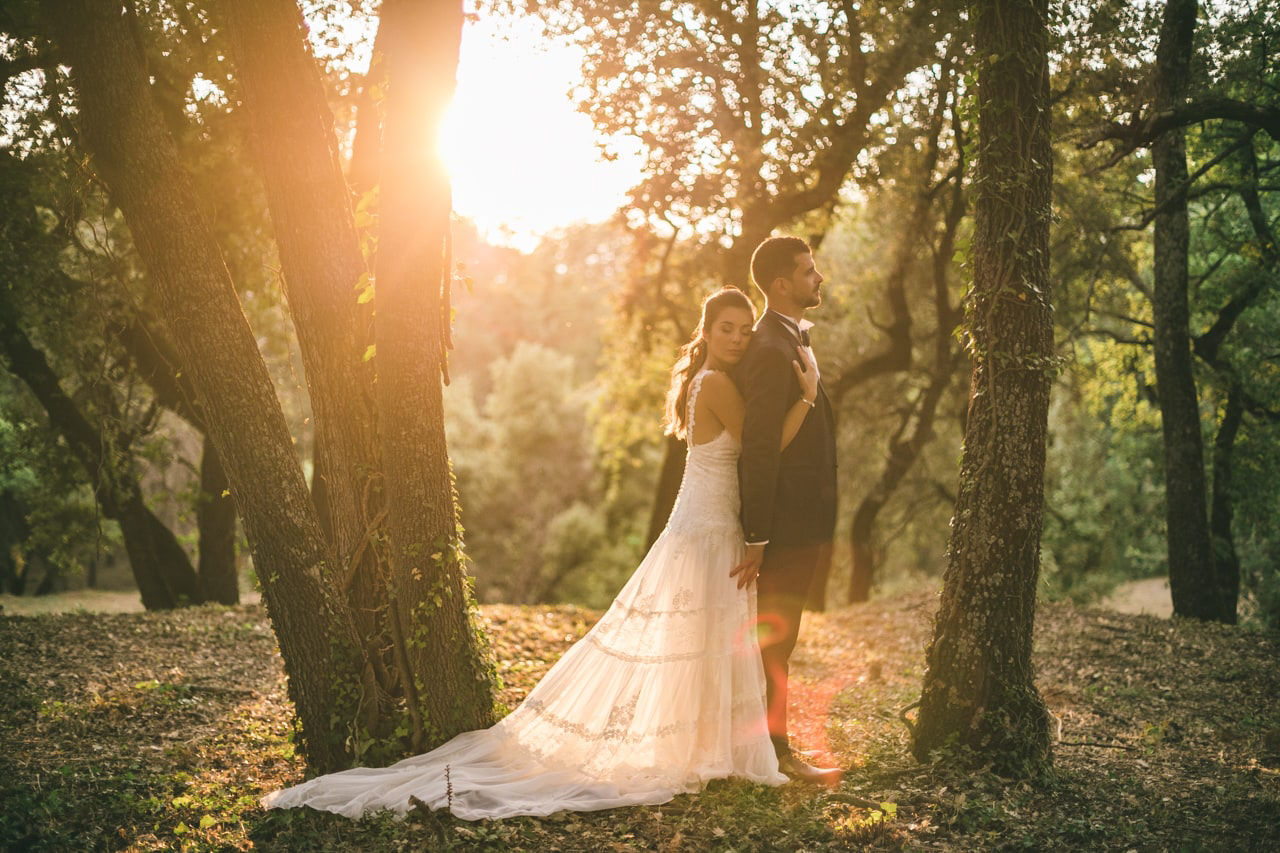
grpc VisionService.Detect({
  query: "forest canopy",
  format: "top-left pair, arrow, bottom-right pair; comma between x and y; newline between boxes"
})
2,0 -> 1277,624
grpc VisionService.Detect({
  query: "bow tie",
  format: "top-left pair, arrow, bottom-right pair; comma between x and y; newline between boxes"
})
771,312 -> 814,346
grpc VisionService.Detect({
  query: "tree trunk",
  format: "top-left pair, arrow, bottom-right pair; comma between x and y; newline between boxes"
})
848,360 -> 957,603
1150,0 -> 1217,620
41,0 -> 372,772
197,439 -> 239,605
0,489 -> 32,595
645,434 -> 687,548
348,17 -> 387,199
0,306 -> 199,609
1209,383 -> 1243,624
219,0 -> 393,680
375,0 -> 497,750
911,0 -> 1053,774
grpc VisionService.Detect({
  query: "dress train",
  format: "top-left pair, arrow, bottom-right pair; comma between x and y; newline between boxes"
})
261,370 -> 783,819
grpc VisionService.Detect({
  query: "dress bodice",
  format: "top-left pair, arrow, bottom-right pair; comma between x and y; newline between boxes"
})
665,370 -> 742,537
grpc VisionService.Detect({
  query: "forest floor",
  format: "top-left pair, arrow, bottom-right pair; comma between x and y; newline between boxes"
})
1,591 -> 1276,852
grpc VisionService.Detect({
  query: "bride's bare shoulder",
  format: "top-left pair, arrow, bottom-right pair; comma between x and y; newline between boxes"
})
697,370 -> 743,407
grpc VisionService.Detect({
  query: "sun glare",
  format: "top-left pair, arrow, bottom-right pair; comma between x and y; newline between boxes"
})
442,14 -> 643,251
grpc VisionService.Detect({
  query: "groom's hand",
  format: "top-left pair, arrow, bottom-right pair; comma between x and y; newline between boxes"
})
730,543 -> 766,589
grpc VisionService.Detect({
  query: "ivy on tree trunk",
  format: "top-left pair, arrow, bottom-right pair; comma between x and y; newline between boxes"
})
373,0 -> 498,750
911,0 -> 1053,775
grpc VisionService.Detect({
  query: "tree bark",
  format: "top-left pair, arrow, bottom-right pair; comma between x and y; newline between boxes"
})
197,439 -> 239,605
1150,0 -> 1218,621
911,0 -> 1053,774
0,306 -> 199,609
113,311 -> 240,605
219,0 -> 392,675
1209,383 -> 1242,625
375,0 -> 497,749
41,0 -> 371,772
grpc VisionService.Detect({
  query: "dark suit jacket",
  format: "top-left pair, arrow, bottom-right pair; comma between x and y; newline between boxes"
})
733,311 -> 838,550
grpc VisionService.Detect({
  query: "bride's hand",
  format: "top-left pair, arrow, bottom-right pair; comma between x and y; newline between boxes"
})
792,345 -> 818,403
730,543 -> 766,589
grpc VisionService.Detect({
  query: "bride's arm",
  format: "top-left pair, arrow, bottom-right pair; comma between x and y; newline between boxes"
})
779,345 -> 819,450
699,371 -> 745,442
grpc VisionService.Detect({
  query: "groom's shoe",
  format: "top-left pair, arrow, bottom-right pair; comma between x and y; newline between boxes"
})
776,750 -> 843,787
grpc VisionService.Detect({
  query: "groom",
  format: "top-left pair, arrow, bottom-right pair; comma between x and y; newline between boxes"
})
731,236 -> 840,785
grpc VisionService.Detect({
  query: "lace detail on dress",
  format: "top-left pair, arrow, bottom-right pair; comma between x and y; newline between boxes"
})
521,693 -> 764,744
583,633 -> 730,664
662,374 -> 743,540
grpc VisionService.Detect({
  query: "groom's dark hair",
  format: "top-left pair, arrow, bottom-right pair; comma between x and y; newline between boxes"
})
750,236 -> 812,298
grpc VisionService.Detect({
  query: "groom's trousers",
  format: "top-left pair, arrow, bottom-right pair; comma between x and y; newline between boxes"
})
756,541 -> 828,756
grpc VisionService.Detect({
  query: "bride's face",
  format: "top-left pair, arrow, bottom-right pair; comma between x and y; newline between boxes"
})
703,306 -> 755,369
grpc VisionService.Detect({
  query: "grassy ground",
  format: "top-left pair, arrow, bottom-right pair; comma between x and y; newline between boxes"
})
1,591 -> 1276,851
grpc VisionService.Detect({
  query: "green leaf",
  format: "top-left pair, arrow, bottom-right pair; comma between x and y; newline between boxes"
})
199,814 -> 216,829
363,344 -> 376,362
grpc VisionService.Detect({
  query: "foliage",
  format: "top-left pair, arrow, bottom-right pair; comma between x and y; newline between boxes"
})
0,391 -> 113,592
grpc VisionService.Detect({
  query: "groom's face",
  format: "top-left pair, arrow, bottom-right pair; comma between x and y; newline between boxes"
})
783,252 -> 824,309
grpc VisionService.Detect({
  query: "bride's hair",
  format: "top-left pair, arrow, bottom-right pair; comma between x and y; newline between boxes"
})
663,286 -> 755,439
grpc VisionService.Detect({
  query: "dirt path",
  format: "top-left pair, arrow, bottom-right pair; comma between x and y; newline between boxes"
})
1100,576 -> 1173,618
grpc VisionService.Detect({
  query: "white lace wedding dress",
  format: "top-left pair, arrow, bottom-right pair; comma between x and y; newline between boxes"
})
261,370 -> 785,820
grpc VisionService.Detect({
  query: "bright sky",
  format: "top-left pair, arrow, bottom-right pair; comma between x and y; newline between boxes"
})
442,14 -> 644,251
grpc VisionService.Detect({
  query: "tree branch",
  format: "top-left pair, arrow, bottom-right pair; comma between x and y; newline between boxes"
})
1082,97 -> 1280,157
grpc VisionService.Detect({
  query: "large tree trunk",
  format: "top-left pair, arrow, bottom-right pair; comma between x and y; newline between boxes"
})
219,0 -> 393,683
42,0 -> 372,772
0,307 -> 199,609
375,0 -> 497,750
1150,0 -> 1218,620
911,0 -> 1053,774
197,439 -> 239,605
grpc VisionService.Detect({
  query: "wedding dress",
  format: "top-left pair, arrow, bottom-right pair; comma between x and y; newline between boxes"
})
261,369 -> 785,820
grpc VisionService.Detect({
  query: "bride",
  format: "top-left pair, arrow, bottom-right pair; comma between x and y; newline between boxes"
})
262,286 -> 821,820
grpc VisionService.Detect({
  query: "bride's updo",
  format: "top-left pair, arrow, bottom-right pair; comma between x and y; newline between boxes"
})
663,286 -> 755,439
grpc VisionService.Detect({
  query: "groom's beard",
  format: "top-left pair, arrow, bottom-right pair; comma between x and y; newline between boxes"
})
803,288 -> 821,309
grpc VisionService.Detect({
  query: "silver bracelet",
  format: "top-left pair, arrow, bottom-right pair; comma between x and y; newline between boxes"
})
801,396 -> 816,408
